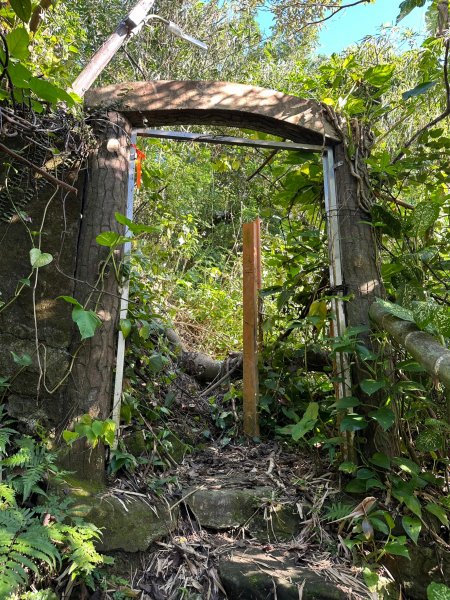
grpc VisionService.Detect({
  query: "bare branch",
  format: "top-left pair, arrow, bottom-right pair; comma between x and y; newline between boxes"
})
297,0 -> 372,31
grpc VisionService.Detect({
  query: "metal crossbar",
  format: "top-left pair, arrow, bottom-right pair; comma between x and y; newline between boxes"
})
135,128 -> 325,152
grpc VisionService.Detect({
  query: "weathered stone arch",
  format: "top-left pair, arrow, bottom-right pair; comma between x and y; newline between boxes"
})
11,80 -> 376,481
85,80 -> 340,144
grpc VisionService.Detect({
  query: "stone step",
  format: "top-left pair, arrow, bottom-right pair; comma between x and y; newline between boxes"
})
218,549 -> 353,599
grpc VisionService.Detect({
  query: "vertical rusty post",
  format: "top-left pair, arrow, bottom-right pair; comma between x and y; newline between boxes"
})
255,218 -> 263,352
243,221 -> 260,437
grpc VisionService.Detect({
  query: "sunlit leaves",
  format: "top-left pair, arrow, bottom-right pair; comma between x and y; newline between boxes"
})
402,515 -> 421,544
58,296 -> 101,340
363,64 -> 395,87
96,232 -> 129,247
6,27 -> 29,60
410,200 -> 440,237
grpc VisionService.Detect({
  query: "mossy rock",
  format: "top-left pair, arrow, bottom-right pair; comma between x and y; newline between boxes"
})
219,550 -> 349,599
72,492 -> 179,552
186,487 -> 302,542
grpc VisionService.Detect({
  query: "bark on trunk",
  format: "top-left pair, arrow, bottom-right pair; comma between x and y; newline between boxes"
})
334,141 -> 383,338
63,112 -> 131,483
334,135 -> 396,456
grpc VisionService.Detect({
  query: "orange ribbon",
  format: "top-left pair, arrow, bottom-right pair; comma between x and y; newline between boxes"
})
131,144 -> 146,189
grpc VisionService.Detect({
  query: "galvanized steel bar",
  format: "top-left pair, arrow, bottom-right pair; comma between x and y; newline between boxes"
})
135,128 -> 324,152
111,131 -> 137,447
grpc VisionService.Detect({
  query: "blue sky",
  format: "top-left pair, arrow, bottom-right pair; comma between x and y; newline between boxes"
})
257,0 -> 429,55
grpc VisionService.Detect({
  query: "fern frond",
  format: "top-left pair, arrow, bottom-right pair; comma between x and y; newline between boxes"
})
2,445 -> 32,467
0,482 -> 16,509
323,502 -> 355,522
0,427 -> 16,453
12,464 -> 46,501
0,508 -> 61,596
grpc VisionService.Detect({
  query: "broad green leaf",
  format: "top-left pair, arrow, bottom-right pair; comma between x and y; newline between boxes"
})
29,77 -> 74,105
72,306 -> 102,340
62,430 -> 79,446
332,396 -> 360,409
6,61 -> 32,87
345,478 -> 367,493
403,81 -> 437,101
338,461 -> 357,474
356,468 -> 377,480
425,503 -> 449,527
370,516 -> 390,535
340,414 -> 368,432
91,420 -> 104,437
115,212 -> 158,234
102,420 -> 116,447
58,295 -> 82,308
120,318 -> 132,338
397,0 -> 426,23
402,515 -> 421,544
384,540 -> 410,559
291,402 -> 319,441
345,96 -> 365,115
392,457 -> 421,476
11,351 -> 32,366
96,231 -> 129,247
432,307 -> 450,338
148,353 -> 169,373
29,248 -> 53,268
366,478 -> 386,490
416,429 -> 444,452
10,0 -> 32,21
427,582 -> 450,600
6,27 -> 29,60
363,567 -> 379,591
410,201 -> 440,238
370,452 -> 391,470
363,64 -> 395,86
402,494 -> 422,518
369,407 -> 395,431
374,299 -> 415,322
360,379 -> 386,396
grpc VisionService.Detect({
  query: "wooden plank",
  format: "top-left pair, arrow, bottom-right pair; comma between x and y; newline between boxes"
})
243,221 -> 260,437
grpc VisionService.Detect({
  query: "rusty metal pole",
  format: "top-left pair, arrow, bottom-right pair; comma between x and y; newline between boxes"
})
243,221 -> 260,437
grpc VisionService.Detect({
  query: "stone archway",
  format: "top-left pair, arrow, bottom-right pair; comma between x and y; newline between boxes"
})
66,81 -> 381,480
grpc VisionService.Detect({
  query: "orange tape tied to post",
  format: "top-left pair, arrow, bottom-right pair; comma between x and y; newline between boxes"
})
131,144 -> 146,189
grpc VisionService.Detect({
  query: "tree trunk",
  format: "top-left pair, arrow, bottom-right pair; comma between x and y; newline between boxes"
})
63,112 -> 131,483
334,141 -> 383,339
334,135 -> 396,456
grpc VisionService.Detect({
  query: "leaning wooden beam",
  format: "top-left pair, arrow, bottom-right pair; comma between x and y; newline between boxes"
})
369,301 -> 450,393
0,141 -> 77,195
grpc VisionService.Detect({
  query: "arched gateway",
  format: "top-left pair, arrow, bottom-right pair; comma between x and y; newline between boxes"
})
65,81 -> 381,480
